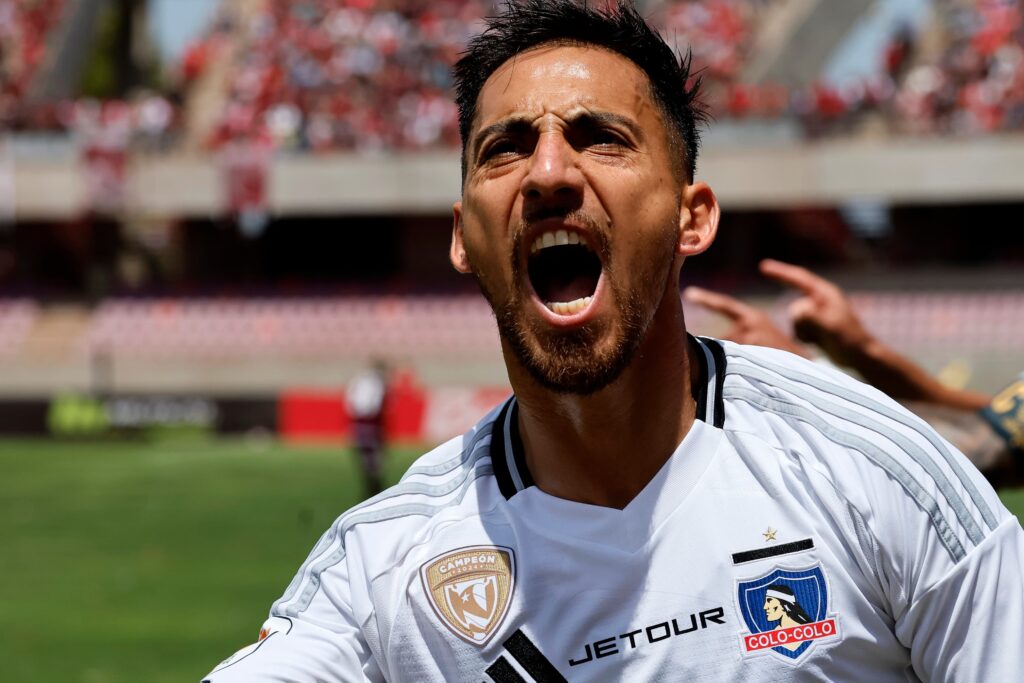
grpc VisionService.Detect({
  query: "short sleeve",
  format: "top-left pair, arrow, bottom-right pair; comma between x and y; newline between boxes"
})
202,533 -> 382,683
896,516 -> 1024,680
202,614 -> 378,682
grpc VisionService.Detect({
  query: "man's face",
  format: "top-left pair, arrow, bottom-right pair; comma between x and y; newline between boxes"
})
763,597 -> 784,623
452,45 -> 686,394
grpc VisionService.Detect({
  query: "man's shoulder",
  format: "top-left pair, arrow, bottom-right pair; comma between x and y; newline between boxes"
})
714,338 -> 962,467
268,403 -> 510,620
714,340 -> 1006,564
337,399 -> 509,543
714,339 -> 917,432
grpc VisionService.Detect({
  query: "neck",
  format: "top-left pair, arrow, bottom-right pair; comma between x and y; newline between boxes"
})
506,291 -> 700,509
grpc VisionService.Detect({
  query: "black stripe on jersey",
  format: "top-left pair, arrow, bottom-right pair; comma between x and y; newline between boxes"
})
690,334 -> 710,423
703,337 -> 728,428
490,398 -> 520,500
503,629 -> 569,683
485,656 -> 528,683
732,538 -> 815,564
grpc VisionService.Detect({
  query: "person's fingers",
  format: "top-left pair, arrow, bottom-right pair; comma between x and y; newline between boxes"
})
683,286 -> 755,320
759,259 -> 831,296
787,297 -> 818,322
719,324 -> 743,344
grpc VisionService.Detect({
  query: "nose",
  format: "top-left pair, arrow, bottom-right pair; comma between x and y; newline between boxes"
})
521,130 -> 584,210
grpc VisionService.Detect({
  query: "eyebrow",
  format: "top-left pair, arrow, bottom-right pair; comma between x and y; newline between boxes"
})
470,110 -> 644,162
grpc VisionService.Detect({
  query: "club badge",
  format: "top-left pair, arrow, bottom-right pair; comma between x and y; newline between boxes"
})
736,565 -> 840,662
421,545 -> 516,646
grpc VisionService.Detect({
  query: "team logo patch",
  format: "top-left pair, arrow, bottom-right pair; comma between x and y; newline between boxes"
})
736,565 -> 840,662
258,616 -> 291,642
421,545 -> 515,646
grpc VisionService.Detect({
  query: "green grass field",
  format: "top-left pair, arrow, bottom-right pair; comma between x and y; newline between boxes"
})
2,436 -> 1022,682
0,437 -> 420,683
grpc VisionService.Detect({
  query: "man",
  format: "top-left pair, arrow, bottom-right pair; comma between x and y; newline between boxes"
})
204,2 -> 1024,681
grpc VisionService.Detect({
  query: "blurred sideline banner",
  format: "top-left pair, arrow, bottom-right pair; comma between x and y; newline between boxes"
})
277,384 -> 509,445
0,386 -> 510,445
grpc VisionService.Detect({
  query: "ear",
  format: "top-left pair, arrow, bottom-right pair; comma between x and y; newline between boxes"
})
677,181 -> 719,257
450,201 -> 472,274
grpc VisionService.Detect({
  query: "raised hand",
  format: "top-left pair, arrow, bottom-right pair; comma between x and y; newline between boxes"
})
683,285 -> 810,358
757,259 -> 872,365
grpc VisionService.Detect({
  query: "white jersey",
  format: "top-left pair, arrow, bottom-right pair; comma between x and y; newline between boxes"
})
204,338 -> 1024,682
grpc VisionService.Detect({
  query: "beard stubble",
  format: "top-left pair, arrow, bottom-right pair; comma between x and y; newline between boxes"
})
470,211 -> 680,395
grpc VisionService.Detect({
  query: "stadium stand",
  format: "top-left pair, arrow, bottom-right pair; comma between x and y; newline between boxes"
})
71,291 -> 1024,361
82,295 -> 503,359
199,0 -> 1024,146
0,0 -> 67,128
0,299 -> 38,358
206,0 -> 782,151
6,0 -> 1022,145
892,0 -> 1024,135
846,292 -> 1024,351
206,0 -> 487,151
1,1 -> 1021,398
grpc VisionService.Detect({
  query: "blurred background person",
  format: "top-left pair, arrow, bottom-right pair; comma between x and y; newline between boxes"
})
685,259 -> 1023,487
345,359 -> 389,497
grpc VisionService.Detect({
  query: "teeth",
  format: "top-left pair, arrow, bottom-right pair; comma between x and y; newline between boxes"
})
530,230 -> 590,254
545,296 -> 592,316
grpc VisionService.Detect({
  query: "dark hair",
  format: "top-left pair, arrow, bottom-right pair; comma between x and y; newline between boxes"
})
453,0 -> 705,182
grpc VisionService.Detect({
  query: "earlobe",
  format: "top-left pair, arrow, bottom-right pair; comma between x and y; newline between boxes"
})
678,182 -> 720,257
450,202 -> 472,274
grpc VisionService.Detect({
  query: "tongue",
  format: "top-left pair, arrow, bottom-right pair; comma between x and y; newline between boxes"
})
542,271 -> 599,303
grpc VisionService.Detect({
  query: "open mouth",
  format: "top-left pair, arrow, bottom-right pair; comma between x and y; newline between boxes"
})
527,229 -> 603,316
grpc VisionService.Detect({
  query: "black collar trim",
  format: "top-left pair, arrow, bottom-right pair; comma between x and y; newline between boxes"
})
490,398 -> 520,500
694,335 -> 727,429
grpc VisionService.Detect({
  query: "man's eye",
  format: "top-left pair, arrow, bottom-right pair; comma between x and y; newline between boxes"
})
482,140 -> 521,160
592,129 -> 626,146
569,126 -> 627,150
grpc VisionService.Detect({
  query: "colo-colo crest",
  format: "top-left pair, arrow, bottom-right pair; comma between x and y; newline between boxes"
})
736,565 -> 840,662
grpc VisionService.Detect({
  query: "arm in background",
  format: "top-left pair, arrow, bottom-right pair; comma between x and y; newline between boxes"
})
760,258 -> 991,411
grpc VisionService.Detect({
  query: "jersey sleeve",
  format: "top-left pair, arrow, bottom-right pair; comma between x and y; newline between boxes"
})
201,614 -> 377,683
202,531 -> 383,683
896,515 -> 1024,680
868,404 -> 1024,680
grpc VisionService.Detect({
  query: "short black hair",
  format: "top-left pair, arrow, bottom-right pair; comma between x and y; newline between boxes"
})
453,0 -> 705,182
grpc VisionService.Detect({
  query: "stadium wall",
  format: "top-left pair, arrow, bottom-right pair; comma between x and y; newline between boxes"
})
9,136 -> 1024,219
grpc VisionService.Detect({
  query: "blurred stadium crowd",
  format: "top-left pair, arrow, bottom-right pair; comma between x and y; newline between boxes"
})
893,0 -> 1024,134
2,0 -> 1024,150
0,0 -> 66,128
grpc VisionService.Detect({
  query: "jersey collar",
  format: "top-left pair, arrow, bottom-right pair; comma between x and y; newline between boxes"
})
491,335 -> 727,500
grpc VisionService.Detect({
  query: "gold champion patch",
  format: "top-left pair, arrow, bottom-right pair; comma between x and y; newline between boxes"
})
420,545 -> 516,646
